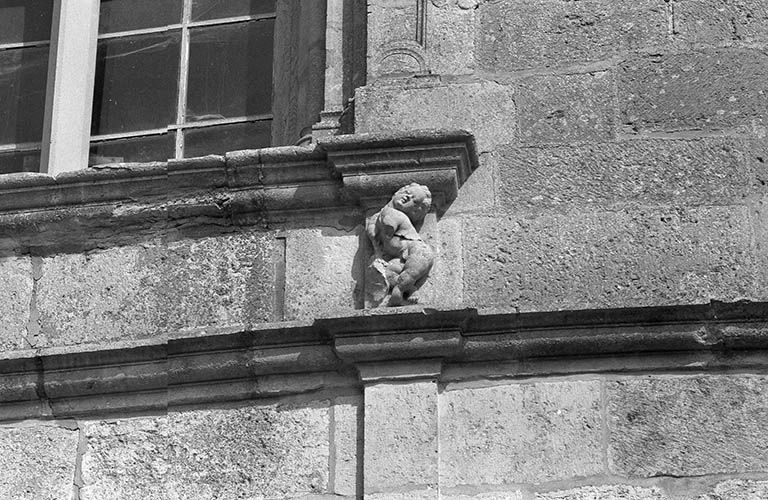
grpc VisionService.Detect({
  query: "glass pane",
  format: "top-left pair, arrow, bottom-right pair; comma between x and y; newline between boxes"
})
89,134 -> 175,165
0,45 -> 48,145
0,0 -> 53,44
99,0 -> 182,34
192,0 -> 275,21
0,149 -> 40,174
184,120 -> 270,157
186,19 -> 273,122
92,32 -> 180,135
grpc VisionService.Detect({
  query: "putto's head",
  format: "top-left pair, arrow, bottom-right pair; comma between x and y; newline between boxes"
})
392,183 -> 432,222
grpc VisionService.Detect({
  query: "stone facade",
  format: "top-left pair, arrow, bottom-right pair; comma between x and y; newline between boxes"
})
1,0 -> 767,499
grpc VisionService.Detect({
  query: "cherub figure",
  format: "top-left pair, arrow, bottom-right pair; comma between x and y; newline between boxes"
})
366,183 -> 435,307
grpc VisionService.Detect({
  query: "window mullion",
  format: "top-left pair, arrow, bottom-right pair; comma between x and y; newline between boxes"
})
175,0 -> 193,160
40,0 -> 100,174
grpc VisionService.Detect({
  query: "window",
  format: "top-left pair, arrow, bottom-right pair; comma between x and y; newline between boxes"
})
89,0 -> 275,165
0,0 -> 329,175
0,0 -> 53,174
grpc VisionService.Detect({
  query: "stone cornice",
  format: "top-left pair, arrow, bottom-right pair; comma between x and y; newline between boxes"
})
1,301 -> 766,421
0,130 -> 478,222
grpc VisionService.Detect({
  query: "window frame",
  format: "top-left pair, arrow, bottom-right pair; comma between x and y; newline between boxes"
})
89,4 -> 277,163
3,0 -> 336,176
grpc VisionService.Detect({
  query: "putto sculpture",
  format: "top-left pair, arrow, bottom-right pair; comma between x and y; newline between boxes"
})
365,183 -> 435,307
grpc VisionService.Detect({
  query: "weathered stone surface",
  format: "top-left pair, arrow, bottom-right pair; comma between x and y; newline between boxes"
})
463,206 -> 755,311
367,0 -> 422,77
536,485 -> 666,500
619,50 -> 768,134
409,215 -> 464,309
37,232 -> 275,346
518,71 -> 615,144
607,375 -> 768,477
477,0 -> 667,71
440,381 -> 603,487
285,227 -> 362,319
675,0 -> 768,46
365,381 -> 438,493
168,401 -> 330,499
497,138 -> 754,209
356,81 -> 516,153
0,256 -> 32,351
754,196 -> 768,298
331,396 -> 360,497
428,2 -> 476,76
80,417 -> 169,500
155,232 -> 276,330
443,492 -> 524,500
698,480 -> 768,500
0,424 -> 79,500
447,156 -> 495,214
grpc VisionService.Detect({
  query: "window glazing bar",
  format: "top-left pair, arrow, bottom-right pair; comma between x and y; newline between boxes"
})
40,0 -> 100,174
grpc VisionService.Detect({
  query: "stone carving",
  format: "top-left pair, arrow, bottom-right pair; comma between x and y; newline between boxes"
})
365,183 -> 435,307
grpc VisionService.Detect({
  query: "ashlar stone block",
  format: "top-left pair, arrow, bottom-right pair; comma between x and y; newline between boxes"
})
675,0 -> 768,46
80,417 -> 170,500
607,375 -> 768,477
536,485 -> 667,500
517,71 -> 615,145
477,0 -> 668,71
619,50 -> 768,134
440,380 -> 603,487
168,401 -> 331,499
356,81 -> 516,153
0,424 -> 79,500
0,256 -> 32,351
463,205 -> 756,312
364,380 -> 438,495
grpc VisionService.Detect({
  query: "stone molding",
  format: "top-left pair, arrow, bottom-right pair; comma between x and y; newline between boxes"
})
1,301 -> 766,421
0,130 -> 478,232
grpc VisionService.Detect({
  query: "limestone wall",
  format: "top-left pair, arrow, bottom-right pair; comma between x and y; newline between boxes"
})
360,0 -> 768,312
1,0 -> 767,499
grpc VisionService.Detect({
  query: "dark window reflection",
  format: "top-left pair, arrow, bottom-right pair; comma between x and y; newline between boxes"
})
0,0 -> 53,44
0,149 -> 40,174
186,19 -> 273,121
184,120 -> 270,157
99,0 -> 182,34
91,32 -> 181,135
89,133 -> 175,165
191,0 -> 275,22
0,45 -> 49,145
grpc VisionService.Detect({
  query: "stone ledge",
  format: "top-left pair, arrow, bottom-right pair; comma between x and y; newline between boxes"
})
0,301 -> 766,421
0,129 -> 478,220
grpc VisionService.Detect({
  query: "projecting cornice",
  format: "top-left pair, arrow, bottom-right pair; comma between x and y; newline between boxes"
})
1,301 -> 766,421
0,130 -> 478,222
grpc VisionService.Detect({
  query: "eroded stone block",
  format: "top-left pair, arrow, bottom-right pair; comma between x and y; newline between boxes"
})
0,424 -> 79,500
619,50 -> 768,134
698,480 -> 768,500
285,227 -> 362,318
428,2 -> 476,76
80,417 -> 169,500
37,231 -> 276,347
675,0 -> 768,46
477,0 -> 667,71
331,396 -> 361,497
440,380 -> 603,487
517,71 -> 615,144
497,138 -> 754,209
356,81 -> 516,153
463,206 -> 755,311
0,256 -> 32,351
168,401 -> 330,499
607,375 -> 768,477
536,485 -> 667,500
364,381 -> 438,493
